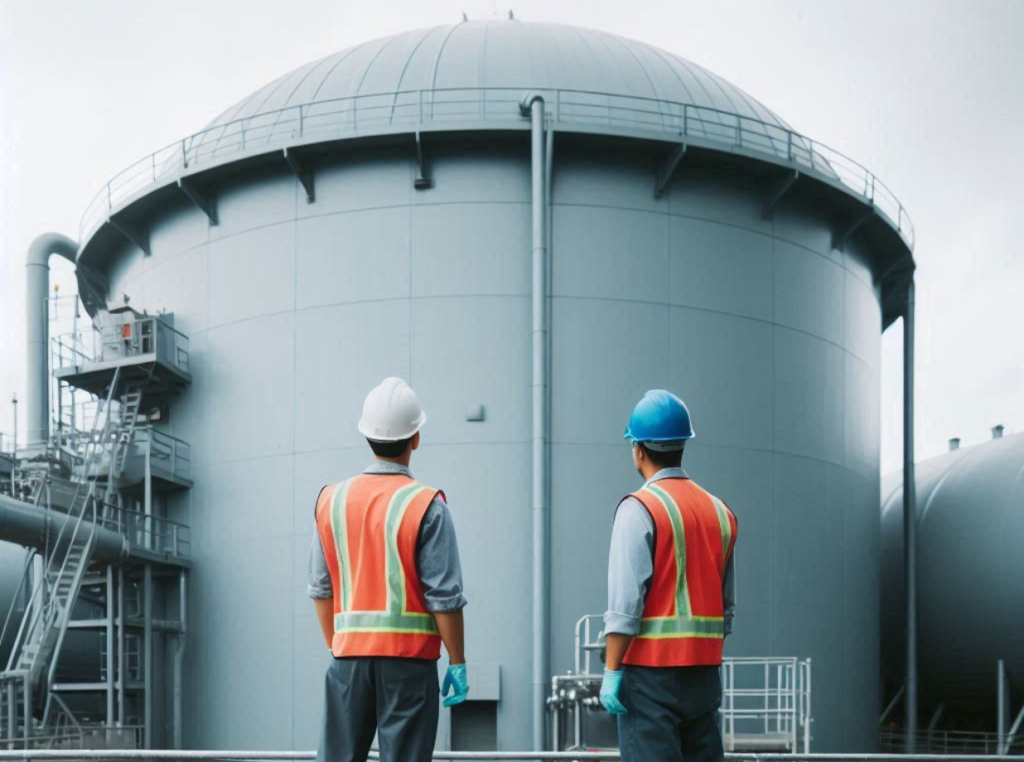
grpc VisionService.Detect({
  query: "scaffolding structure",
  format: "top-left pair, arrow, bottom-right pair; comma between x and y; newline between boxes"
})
0,304 -> 191,749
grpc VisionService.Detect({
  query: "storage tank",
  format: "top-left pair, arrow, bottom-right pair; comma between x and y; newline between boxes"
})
881,431 -> 1024,717
66,21 -> 914,751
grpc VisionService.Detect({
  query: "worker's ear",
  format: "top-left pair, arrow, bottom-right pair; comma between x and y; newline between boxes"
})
410,432 -> 421,452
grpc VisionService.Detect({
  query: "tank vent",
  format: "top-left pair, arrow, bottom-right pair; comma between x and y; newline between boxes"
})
992,424 -> 1005,440
949,437 -> 961,452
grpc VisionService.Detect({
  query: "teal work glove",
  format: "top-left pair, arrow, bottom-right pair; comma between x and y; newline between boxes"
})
600,668 -> 628,715
441,663 -> 469,707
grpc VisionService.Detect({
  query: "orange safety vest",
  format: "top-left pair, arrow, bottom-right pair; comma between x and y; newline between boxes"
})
621,477 -> 738,668
315,473 -> 443,660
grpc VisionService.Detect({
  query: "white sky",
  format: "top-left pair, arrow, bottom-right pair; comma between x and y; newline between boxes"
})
1,0 -> 1021,473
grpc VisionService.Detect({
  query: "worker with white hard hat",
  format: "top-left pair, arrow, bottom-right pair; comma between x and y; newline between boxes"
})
308,377 -> 468,762
601,390 -> 738,762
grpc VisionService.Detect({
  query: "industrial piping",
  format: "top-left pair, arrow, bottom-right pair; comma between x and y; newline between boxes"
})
25,233 -> 79,449
521,92 -> 550,752
903,281 -> 918,750
0,493 -> 125,560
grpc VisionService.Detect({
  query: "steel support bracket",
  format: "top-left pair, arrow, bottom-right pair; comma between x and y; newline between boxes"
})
832,206 -> 875,251
176,178 -> 217,225
761,170 -> 800,219
108,215 -> 150,256
654,143 -> 687,198
283,147 -> 315,203
414,131 -> 433,190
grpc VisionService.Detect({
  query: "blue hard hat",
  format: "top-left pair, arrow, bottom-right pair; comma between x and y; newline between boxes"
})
624,389 -> 695,448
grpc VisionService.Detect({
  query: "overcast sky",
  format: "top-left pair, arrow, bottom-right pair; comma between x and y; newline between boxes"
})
1,0 -> 1021,474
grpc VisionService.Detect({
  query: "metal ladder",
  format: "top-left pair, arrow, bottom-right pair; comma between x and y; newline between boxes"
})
0,369 -> 126,744
110,384 -> 144,480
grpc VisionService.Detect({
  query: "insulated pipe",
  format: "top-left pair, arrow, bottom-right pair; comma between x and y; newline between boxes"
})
0,494 -> 125,559
903,280 -> 918,750
25,234 -> 79,448
521,92 -> 549,752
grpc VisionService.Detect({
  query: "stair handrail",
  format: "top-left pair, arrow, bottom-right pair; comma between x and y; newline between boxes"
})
41,529 -> 96,727
6,368 -> 120,673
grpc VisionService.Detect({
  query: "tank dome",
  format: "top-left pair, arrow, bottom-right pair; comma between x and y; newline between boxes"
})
881,432 -> 1024,713
204,21 -> 791,133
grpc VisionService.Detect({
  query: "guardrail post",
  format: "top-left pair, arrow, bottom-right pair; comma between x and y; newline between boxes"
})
151,153 -> 157,182
106,184 -> 112,212
787,131 -> 793,162
898,206 -> 903,232
181,138 -> 188,169
240,121 -> 246,152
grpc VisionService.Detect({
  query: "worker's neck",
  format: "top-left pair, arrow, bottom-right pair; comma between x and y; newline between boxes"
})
375,454 -> 413,468
639,462 -> 662,482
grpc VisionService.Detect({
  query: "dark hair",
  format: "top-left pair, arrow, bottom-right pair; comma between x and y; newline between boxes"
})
367,437 -> 414,459
639,442 -> 685,469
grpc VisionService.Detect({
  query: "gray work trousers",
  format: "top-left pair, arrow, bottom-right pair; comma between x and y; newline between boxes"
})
617,664 -> 724,762
317,657 -> 439,762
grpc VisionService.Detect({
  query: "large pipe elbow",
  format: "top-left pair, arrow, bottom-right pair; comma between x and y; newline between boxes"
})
519,91 -> 545,116
27,232 -> 78,269
25,233 -> 80,449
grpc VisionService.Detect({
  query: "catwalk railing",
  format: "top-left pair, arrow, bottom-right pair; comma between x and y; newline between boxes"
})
79,88 -> 914,251
0,751 -> 1022,761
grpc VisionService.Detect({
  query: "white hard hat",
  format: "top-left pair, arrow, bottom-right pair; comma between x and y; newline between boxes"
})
357,377 -> 428,442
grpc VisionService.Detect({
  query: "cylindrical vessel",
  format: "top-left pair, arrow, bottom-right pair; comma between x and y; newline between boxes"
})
881,432 -> 1024,716
71,21 -> 914,751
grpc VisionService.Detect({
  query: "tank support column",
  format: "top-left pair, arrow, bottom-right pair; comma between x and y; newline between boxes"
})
903,280 -> 918,751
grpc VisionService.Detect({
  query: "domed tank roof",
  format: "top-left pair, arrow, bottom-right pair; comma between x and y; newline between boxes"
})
881,431 -> 1024,712
204,21 -> 791,132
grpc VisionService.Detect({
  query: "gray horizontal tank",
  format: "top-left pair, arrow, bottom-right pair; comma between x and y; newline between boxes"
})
881,431 -> 1024,714
67,21 -> 914,752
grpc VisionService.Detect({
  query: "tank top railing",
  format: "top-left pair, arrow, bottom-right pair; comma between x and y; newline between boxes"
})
78,88 -> 913,253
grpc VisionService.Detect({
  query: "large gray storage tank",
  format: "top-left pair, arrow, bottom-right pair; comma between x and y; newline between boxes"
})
70,21 -> 914,751
881,431 -> 1024,715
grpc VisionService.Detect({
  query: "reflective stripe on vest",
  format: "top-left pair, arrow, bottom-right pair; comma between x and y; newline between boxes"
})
316,474 -> 442,659
623,478 -> 737,667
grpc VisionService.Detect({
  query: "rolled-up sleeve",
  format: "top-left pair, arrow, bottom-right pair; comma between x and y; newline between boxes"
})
604,498 -> 654,636
723,513 -> 738,636
307,488 -> 333,600
416,495 -> 468,613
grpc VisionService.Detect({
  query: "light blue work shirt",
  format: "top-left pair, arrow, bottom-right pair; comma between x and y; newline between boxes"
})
604,467 -> 737,637
307,461 -> 467,613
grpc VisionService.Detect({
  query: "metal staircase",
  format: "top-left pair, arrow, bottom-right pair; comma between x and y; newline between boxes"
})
0,307 -> 193,749
0,369 -> 132,744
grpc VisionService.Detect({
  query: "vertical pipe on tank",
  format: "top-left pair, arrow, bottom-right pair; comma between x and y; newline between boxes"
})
174,569 -> 187,749
521,92 -> 549,752
903,280 -> 918,751
998,660 -> 1008,753
25,234 -> 78,449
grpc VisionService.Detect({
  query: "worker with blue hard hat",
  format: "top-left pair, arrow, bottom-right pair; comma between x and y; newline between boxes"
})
601,389 -> 738,762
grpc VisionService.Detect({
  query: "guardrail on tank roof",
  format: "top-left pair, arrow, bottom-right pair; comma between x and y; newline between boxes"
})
0,752 -> 1021,761
79,88 -> 914,252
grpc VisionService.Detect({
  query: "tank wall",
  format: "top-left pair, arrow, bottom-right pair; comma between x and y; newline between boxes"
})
104,140 -> 884,751
105,143 -> 536,750
547,147 -> 882,751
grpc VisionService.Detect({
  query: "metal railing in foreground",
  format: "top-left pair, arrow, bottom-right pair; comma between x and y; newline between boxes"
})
0,752 -> 1022,761
881,729 -> 1024,756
